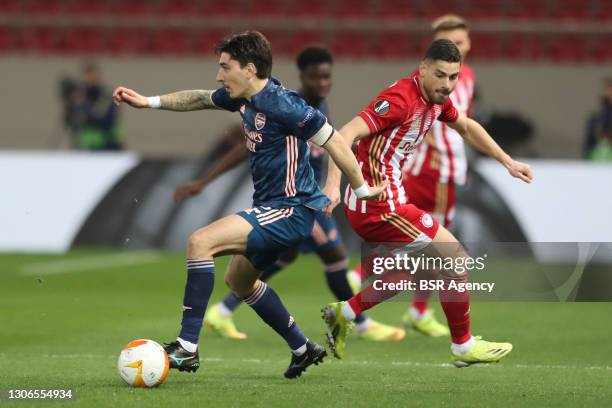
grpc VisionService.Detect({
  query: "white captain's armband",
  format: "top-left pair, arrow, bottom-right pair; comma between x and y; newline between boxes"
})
310,122 -> 334,146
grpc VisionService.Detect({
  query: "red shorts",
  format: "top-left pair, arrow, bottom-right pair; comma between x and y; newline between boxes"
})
402,173 -> 456,228
345,201 -> 440,249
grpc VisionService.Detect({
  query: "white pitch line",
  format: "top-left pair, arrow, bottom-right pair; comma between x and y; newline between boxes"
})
20,251 -> 162,276
17,354 -> 612,371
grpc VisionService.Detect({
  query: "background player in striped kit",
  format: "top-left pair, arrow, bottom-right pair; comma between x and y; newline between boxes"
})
348,15 -> 476,338
175,47 -> 405,343
321,39 -> 533,366
112,31 -> 386,379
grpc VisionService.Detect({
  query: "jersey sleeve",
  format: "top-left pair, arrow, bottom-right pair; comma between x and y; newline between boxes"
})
211,87 -> 242,112
358,85 -> 407,135
439,97 -> 459,123
275,94 -> 332,144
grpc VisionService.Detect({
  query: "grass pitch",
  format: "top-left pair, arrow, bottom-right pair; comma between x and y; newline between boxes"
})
1,249 -> 611,407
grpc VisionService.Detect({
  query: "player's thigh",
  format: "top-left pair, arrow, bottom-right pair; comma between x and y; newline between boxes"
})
278,247 -> 300,264
237,205 -> 315,272
224,255 -> 261,296
307,211 -> 345,260
188,214 -> 252,258
426,224 -> 469,269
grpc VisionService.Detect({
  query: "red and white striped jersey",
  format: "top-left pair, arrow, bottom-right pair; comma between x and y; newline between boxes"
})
404,64 -> 475,185
345,75 -> 459,213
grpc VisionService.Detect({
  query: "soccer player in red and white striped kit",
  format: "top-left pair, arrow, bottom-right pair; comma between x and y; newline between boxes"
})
349,15 -> 478,338
322,38 -> 532,366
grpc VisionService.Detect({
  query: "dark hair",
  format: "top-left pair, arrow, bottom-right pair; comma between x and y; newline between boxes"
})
215,31 -> 272,79
296,47 -> 333,71
424,39 -> 462,63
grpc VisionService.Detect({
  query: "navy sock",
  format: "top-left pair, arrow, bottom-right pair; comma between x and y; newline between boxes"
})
243,282 -> 307,350
325,258 -> 366,324
178,259 -> 215,344
221,292 -> 242,311
221,260 -> 287,312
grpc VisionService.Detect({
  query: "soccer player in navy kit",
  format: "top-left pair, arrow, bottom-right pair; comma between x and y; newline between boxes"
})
112,31 -> 386,378
175,47 -> 405,343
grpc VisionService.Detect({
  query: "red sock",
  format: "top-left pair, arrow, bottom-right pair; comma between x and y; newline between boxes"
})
354,264 -> 363,280
411,300 -> 429,315
347,271 -> 411,315
441,300 -> 471,344
439,273 -> 471,344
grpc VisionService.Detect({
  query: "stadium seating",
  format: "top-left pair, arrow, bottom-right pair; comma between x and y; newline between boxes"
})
24,0 -> 63,15
0,26 -> 13,52
63,27 -> 105,54
0,0 -> 607,61
331,31 -> 370,58
66,0 -> 107,15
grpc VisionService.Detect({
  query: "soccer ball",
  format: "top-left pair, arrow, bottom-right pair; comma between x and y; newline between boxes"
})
117,339 -> 169,387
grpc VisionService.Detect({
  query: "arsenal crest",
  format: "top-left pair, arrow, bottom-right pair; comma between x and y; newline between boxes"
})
255,112 -> 266,130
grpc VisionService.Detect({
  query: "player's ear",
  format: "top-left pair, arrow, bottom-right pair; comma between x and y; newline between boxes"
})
245,62 -> 257,79
418,61 -> 428,77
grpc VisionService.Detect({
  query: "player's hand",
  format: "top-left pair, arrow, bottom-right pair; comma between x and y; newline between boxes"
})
506,159 -> 533,183
361,180 -> 389,200
322,184 -> 341,217
174,181 -> 206,203
112,86 -> 148,108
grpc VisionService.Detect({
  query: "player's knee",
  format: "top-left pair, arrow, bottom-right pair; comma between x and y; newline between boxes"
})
223,273 -> 241,292
224,274 -> 243,295
440,256 -> 471,279
224,274 -> 254,297
188,229 -> 214,256
319,248 -> 348,268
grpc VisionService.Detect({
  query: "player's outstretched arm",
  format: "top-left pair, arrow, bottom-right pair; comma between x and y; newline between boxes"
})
322,116 -> 369,214
174,130 -> 247,202
448,113 -> 534,183
113,86 -> 221,111
320,117 -> 386,215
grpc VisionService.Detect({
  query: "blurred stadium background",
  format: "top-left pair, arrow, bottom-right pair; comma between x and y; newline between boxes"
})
1,0 -> 611,252
1,1 -> 612,406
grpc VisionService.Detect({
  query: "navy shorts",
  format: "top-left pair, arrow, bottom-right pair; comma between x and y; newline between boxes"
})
298,210 -> 343,253
237,205 -> 315,270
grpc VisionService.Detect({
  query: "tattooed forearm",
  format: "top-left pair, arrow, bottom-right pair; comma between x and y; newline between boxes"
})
159,90 -> 220,111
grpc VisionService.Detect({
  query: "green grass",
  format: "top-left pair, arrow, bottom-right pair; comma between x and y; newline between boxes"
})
1,249 -> 611,407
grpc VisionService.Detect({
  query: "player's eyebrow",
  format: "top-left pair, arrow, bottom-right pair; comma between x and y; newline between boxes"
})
435,69 -> 448,76
219,61 -> 230,68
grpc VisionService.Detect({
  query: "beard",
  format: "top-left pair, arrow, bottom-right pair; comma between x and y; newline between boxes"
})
429,89 -> 449,104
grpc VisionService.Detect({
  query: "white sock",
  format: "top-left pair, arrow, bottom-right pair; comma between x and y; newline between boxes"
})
341,302 -> 356,321
292,340 -> 308,356
216,302 -> 233,317
177,337 -> 198,353
451,336 -> 475,355
409,306 -> 425,321
355,317 -> 372,334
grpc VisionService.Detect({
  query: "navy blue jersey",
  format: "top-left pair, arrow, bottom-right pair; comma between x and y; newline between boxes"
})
212,78 -> 331,210
301,97 -> 329,185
